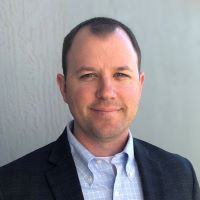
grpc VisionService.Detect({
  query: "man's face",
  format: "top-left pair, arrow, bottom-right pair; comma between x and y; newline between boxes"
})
57,27 -> 144,145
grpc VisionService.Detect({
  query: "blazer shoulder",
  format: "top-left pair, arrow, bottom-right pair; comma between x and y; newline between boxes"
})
0,141 -> 56,174
134,138 -> 200,199
134,138 -> 193,170
0,129 -> 70,174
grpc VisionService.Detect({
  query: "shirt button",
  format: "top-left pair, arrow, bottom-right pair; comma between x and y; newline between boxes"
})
86,176 -> 93,184
129,172 -> 133,178
96,159 -> 102,164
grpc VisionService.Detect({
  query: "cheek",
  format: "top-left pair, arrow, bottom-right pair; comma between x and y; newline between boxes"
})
71,85 -> 95,106
119,84 -> 141,105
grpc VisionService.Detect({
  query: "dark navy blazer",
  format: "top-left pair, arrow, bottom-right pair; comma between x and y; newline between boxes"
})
0,128 -> 199,200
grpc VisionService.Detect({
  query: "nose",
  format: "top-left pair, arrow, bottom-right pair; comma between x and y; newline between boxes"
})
95,77 -> 117,100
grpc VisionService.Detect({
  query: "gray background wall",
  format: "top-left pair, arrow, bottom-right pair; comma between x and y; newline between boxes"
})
0,0 -> 199,181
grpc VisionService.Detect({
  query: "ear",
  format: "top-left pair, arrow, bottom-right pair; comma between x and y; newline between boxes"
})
57,74 -> 68,103
139,72 -> 145,89
138,72 -> 145,98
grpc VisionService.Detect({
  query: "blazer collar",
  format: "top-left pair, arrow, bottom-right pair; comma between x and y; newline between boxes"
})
45,128 -> 84,200
134,138 -> 165,200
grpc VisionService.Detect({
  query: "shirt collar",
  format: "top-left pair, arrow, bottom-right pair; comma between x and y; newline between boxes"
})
123,130 -> 136,179
66,120 -> 136,180
67,120 -> 94,168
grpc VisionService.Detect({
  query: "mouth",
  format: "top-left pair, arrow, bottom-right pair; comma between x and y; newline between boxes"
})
90,107 -> 122,113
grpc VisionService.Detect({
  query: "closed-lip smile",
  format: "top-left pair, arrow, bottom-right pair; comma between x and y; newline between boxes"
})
90,107 -> 122,112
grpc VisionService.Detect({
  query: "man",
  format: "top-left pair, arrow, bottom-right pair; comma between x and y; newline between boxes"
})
0,17 -> 199,200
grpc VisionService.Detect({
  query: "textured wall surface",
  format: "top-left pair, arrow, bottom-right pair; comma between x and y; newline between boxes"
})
0,0 -> 199,181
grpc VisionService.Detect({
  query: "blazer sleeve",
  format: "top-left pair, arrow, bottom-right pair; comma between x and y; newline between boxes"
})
0,188 -> 4,200
191,163 -> 200,200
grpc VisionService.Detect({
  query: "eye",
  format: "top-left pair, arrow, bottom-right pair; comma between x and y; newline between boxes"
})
114,73 -> 130,78
79,73 -> 97,80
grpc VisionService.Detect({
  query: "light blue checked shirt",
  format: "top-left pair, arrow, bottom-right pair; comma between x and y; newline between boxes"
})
67,121 -> 144,200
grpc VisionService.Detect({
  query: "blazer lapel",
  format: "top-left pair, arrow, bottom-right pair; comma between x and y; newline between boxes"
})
134,139 -> 165,200
45,129 -> 84,200
45,129 -> 165,200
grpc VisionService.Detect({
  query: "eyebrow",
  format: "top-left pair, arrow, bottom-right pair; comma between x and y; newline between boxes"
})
115,66 -> 134,72
75,65 -> 134,74
75,66 -> 96,74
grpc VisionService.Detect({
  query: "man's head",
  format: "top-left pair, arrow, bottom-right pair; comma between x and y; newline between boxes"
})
57,17 -> 144,155
62,17 -> 141,78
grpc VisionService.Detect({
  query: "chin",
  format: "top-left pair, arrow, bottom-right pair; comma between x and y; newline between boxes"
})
91,126 -> 128,142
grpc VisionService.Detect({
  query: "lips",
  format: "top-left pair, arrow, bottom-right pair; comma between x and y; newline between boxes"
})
91,108 -> 121,112
90,105 -> 123,113
89,102 -> 124,114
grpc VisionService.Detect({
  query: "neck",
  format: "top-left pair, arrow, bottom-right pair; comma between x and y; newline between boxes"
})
74,131 -> 129,157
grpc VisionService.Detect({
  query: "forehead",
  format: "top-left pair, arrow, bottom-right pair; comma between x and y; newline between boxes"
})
70,26 -> 134,51
66,27 -> 138,70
